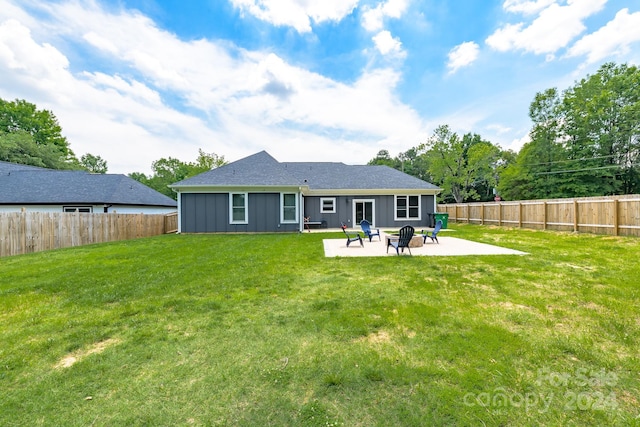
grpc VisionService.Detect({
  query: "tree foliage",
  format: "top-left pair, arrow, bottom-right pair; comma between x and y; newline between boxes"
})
369,126 -> 508,203
130,149 -> 227,199
499,62 -> 640,200
0,98 -> 79,169
80,153 -> 108,174
424,125 -> 504,203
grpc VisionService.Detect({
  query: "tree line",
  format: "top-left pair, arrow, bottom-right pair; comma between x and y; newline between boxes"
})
3,62 -> 639,202
0,97 -> 226,199
370,62 -> 640,202
0,98 -> 108,173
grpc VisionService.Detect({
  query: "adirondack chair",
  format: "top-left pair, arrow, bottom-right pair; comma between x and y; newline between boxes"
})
386,225 -> 415,255
421,219 -> 442,244
341,222 -> 363,247
359,219 -> 380,242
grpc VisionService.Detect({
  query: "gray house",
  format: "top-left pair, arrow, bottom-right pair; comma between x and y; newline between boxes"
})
170,151 -> 441,233
0,161 -> 177,214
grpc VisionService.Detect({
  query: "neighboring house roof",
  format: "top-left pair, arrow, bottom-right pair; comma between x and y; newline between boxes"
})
171,150 -> 440,193
0,160 -> 45,173
0,162 -> 177,207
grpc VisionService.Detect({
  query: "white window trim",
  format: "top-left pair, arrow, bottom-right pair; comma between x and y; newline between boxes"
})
394,195 -> 422,221
229,192 -> 248,224
320,197 -> 336,214
280,192 -> 299,224
352,199 -> 376,226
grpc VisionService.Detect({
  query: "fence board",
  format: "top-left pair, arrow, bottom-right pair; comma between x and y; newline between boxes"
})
0,212 -> 176,257
438,195 -> 640,237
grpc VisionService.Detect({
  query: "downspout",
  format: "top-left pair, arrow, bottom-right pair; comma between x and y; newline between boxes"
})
176,190 -> 182,233
299,188 -> 304,233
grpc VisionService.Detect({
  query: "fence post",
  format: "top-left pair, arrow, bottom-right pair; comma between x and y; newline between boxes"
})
518,202 -> 523,229
613,199 -> 619,236
498,203 -> 502,226
573,200 -> 579,232
481,203 -> 485,225
543,201 -> 547,230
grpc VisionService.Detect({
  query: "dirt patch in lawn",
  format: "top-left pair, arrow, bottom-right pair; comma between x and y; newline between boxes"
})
55,338 -> 122,369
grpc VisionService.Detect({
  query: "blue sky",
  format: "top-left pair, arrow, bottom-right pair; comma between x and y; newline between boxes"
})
1,0 -> 639,174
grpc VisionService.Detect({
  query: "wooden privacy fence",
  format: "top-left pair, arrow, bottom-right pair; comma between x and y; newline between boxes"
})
0,211 -> 178,257
438,195 -> 640,237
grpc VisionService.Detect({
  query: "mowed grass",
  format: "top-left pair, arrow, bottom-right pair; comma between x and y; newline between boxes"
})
1,225 -> 639,426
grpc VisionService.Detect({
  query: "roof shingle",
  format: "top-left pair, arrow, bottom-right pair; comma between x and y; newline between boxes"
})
0,162 -> 177,207
171,151 -> 439,191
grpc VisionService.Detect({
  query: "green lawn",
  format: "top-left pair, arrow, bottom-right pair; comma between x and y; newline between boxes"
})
1,225 -> 639,426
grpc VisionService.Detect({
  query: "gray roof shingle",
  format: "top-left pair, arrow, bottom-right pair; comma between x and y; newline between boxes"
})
171,151 -> 440,191
172,151 -> 300,187
0,163 -> 177,207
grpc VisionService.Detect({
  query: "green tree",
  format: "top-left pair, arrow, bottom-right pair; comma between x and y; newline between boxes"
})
397,147 -> 432,182
0,130 -> 73,169
561,62 -> 640,195
0,98 -> 78,168
193,149 -> 226,171
499,88 -> 569,200
368,149 -> 398,168
424,125 -> 502,203
80,153 -> 108,174
130,149 -> 227,199
501,63 -> 640,200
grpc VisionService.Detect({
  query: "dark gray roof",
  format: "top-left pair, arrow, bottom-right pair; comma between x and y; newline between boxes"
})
0,161 -> 46,173
172,151 -> 301,187
171,150 -> 439,191
282,162 -> 439,190
0,165 -> 177,207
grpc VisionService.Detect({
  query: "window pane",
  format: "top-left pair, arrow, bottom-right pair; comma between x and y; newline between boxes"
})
396,196 -> 407,218
409,196 -> 419,207
284,193 -> 296,207
409,207 -> 419,218
284,207 -> 296,221
321,198 -> 334,212
232,208 -> 245,221
232,194 -> 245,207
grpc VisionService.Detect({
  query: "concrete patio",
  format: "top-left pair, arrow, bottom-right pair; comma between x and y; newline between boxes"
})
322,230 -> 527,257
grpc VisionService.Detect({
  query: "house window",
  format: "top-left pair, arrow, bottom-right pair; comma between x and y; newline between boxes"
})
230,193 -> 248,224
320,197 -> 336,213
63,206 -> 92,213
281,193 -> 298,223
395,195 -> 421,220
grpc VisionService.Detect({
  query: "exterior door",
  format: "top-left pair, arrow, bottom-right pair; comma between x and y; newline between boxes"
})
353,199 -> 375,226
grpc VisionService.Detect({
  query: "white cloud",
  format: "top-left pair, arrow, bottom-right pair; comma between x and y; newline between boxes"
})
486,0 -> 607,55
0,19 -> 70,79
566,8 -> 640,66
362,0 -> 408,32
0,1 -> 427,173
507,133 -> 530,152
447,41 -> 479,74
372,30 -> 406,58
229,0 -> 359,33
502,0 -> 556,15
486,124 -> 512,135
83,31 -> 119,55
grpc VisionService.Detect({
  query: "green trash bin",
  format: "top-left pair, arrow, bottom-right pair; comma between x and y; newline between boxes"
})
434,212 -> 448,229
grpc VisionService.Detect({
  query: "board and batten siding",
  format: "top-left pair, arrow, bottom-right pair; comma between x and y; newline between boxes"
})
180,193 -> 299,233
303,194 -> 436,229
